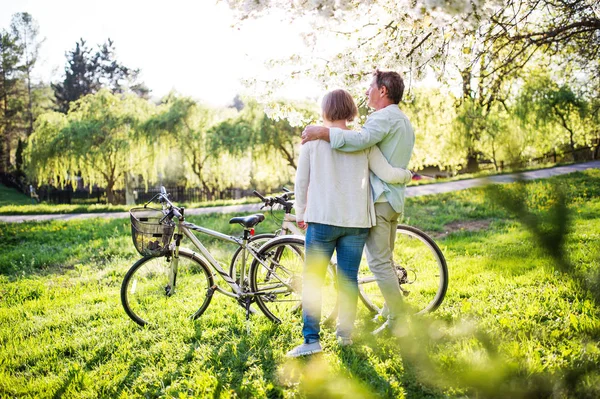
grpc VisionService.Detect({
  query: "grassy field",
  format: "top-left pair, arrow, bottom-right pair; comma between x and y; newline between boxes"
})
1,171 -> 599,398
393,159 -> 581,186
0,184 -> 32,206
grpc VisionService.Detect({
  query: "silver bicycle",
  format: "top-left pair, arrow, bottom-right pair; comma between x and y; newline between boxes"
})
232,189 -> 448,317
121,187 -> 306,326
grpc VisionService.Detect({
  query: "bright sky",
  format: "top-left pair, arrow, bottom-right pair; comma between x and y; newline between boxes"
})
0,0 -> 323,106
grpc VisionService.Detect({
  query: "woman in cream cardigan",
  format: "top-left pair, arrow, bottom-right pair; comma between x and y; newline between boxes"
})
287,89 -> 412,357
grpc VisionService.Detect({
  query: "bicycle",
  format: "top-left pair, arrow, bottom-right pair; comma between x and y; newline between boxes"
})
234,189 -> 448,317
121,187 -> 307,326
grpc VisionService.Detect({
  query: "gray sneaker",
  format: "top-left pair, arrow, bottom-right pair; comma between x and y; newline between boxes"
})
286,341 -> 322,358
337,336 -> 353,346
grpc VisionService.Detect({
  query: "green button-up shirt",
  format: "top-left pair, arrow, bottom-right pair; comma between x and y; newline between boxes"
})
329,104 -> 415,214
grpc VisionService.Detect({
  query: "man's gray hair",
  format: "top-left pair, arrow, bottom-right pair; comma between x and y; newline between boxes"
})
374,69 -> 405,104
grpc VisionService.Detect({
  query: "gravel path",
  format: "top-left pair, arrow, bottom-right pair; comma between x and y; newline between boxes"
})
2,160 -> 599,223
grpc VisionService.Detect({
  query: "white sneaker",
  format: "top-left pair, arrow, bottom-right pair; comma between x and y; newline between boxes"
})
286,341 -> 322,358
337,336 -> 353,346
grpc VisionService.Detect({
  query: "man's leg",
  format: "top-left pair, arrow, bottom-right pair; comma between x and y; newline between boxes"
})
335,227 -> 369,341
365,202 -> 402,323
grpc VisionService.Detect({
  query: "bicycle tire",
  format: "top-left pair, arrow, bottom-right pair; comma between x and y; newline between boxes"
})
249,236 -> 338,324
121,248 -> 214,327
229,233 -> 277,291
358,224 -> 448,315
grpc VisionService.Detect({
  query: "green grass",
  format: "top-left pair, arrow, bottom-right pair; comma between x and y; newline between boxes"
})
1,171 -> 599,398
0,184 -> 32,206
408,159 -> 580,186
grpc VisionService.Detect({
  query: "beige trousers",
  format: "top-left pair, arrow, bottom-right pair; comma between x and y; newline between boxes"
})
365,202 -> 402,320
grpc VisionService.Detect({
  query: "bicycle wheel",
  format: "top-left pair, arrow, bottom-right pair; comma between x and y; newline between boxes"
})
229,233 -> 277,289
358,224 -> 448,315
249,236 -> 337,324
121,248 -> 214,326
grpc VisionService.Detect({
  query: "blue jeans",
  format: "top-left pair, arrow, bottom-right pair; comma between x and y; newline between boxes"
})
302,223 -> 369,343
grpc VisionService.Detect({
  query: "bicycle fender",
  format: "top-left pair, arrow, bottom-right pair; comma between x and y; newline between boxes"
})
256,234 -> 306,252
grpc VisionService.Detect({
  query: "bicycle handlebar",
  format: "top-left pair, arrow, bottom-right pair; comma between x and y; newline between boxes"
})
253,190 -> 266,201
253,189 -> 294,210
151,187 -> 291,223
151,186 -> 183,222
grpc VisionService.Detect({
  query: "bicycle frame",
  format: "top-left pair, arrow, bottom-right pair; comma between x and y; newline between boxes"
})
170,217 -> 297,301
279,213 -> 304,235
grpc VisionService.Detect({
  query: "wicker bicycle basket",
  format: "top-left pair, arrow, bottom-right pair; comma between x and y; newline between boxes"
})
129,207 -> 175,257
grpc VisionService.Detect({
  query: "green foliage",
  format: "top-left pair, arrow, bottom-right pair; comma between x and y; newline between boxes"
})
516,72 -> 593,158
400,72 -> 597,173
9,12 -> 40,139
404,88 -> 464,171
212,99 -> 317,171
0,24 -> 26,173
25,90 -> 157,204
143,94 -> 229,193
256,108 -> 303,170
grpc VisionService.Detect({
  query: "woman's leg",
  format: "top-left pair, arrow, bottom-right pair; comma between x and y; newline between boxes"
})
302,223 -> 338,343
335,227 -> 370,340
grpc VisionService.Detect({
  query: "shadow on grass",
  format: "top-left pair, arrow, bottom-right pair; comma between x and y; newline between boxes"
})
51,346 -> 144,399
112,357 -> 145,398
146,316 -> 283,398
337,343 -> 396,395
211,322 -> 283,398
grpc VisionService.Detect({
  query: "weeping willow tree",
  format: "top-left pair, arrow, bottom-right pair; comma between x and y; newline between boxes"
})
515,72 -> 593,161
143,94 -> 227,195
211,99 -> 317,171
25,89 -> 157,204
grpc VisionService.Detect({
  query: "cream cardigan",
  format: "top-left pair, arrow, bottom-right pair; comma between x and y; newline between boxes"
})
294,140 -> 411,228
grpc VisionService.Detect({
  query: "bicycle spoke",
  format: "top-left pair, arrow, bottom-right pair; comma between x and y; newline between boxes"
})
121,250 -> 213,326
250,238 -> 305,323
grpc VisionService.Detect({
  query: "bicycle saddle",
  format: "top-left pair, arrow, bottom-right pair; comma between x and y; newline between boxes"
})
228,214 -> 265,228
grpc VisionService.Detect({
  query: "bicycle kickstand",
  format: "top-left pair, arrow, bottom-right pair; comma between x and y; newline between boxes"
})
243,297 -> 253,334
243,297 -> 252,321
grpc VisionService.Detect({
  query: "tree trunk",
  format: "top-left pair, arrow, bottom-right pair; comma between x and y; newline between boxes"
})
26,69 -> 33,136
1,70 -> 10,173
466,149 -> 479,173
124,172 -> 136,205
278,143 -> 297,170
491,143 -> 498,172
106,179 -> 116,204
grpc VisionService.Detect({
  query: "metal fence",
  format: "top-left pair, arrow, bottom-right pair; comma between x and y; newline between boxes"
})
29,185 -> 271,205
132,186 -> 262,204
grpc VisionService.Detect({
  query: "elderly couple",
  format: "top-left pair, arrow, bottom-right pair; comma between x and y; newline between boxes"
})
287,69 -> 415,357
